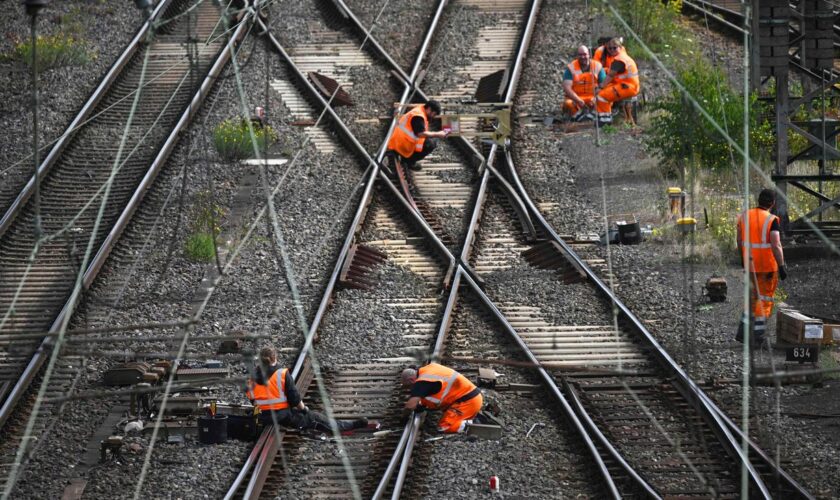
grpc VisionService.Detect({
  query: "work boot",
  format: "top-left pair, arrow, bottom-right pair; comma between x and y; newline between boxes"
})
406,162 -> 422,172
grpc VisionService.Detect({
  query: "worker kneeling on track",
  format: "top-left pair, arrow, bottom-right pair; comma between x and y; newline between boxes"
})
386,99 -> 450,171
562,45 -> 605,122
247,345 -> 379,433
401,363 -> 483,433
594,38 -> 640,125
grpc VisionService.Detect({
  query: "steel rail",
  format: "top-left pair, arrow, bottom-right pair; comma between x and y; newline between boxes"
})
0,0 -> 175,239
225,3 -> 453,497
379,1 -> 649,497
0,3 -> 253,432
501,147 -> 781,498
328,0 -> 537,240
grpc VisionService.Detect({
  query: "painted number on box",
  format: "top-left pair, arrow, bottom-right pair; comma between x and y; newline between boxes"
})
786,345 -> 818,363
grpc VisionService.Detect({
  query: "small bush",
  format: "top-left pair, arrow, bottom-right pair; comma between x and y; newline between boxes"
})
12,33 -> 90,71
645,60 -> 774,173
213,118 -> 278,160
184,233 -> 216,262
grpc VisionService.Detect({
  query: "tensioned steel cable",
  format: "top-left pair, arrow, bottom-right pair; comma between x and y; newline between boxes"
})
133,0 -> 399,496
1,9 -> 159,500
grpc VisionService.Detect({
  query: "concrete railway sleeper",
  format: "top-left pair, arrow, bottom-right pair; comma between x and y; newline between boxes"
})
0,3 -> 257,484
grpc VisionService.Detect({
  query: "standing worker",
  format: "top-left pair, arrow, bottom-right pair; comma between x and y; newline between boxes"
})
401,363 -> 483,433
386,100 -> 450,171
563,45 -> 605,121
735,188 -> 787,345
247,345 -> 377,432
594,38 -> 640,125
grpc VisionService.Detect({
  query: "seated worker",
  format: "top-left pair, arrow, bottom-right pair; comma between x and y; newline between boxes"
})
386,100 -> 450,171
594,38 -> 640,125
401,363 -> 482,433
563,45 -> 605,121
247,345 -> 376,433
593,36 -> 625,70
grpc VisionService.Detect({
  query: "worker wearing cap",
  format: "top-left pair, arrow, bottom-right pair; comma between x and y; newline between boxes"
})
247,345 -> 374,432
386,100 -> 450,171
563,45 -> 605,121
594,38 -> 639,125
401,363 -> 482,433
735,188 -> 787,345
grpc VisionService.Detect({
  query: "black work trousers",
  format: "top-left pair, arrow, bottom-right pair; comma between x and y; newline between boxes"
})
389,138 -> 437,167
259,408 -> 356,432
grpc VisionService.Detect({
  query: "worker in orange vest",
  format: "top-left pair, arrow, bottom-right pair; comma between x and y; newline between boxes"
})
386,100 -> 450,171
563,45 -> 606,121
401,363 -> 483,433
735,189 -> 787,345
594,38 -> 640,125
247,346 -> 377,431
593,36 -> 625,71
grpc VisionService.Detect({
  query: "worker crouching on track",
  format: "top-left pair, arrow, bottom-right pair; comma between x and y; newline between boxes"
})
735,189 -> 787,345
386,100 -> 450,171
247,345 -> 376,433
594,38 -> 640,125
563,45 -> 605,122
401,363 -> 483,433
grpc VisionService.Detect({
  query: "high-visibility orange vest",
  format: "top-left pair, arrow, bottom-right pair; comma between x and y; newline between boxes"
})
594,45 -> 625,71
387,105 -> 428,158
611,52 -> 639,90
566,59 -> 603,98
416,363 -> 476,409
247,367 -> 289,411
737,208 -> 779,272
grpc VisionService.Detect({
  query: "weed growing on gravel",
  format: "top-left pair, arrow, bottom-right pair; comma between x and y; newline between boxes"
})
184,233 -> 215,262
213,118 -> 278,160
183,191 -> 225,262
8,33 -> 91,71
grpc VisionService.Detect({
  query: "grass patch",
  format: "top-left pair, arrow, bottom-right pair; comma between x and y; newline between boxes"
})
6,33 -> 91,71
213,118 -> 278,160
183,191 -> 225,262
184,233 -> 216,262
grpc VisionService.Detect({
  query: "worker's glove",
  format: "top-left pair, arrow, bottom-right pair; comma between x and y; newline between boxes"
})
778,265 -> 787,281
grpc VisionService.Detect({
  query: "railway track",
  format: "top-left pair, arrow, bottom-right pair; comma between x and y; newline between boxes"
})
0,0 -> 256,487
333,0 -> 816,497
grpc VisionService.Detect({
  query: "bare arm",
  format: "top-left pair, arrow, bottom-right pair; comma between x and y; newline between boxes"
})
420,130 -> 449,139
770,230 -> 785,266
405,396 -> 421,410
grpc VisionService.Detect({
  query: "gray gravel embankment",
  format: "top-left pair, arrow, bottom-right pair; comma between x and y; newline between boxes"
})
513,1 -> 840,496
0,1 -> 141,215
9,12 -> 370,499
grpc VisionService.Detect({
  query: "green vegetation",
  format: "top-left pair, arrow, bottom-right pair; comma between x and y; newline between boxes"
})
612,0 -> 686,58
213,118 -> 278,160
9,33 -> 91,71
184,233 -> 216,262
646,60 -> 774,173
183,191 -> 225,262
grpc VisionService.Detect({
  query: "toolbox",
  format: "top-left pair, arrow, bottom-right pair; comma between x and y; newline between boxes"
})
212,404 -> 257,441
776,308 -> 824,345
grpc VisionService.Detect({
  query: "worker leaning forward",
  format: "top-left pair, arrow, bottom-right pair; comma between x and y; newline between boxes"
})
735,188 -> 787,345
563,45 -> 605,122
247,345 -> 378,432
386,100 -> 450,172
594,38 -> 640,125
401,363 -> 483,433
